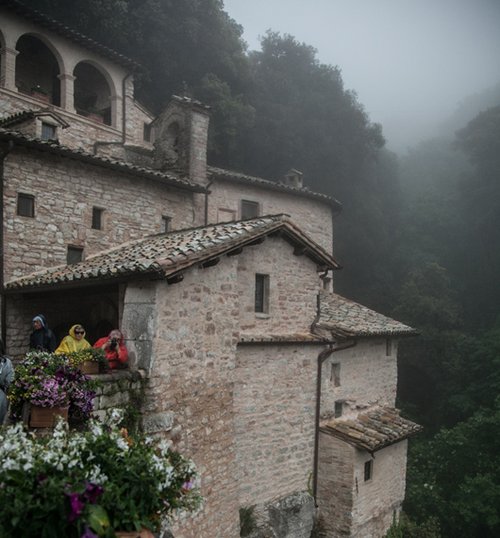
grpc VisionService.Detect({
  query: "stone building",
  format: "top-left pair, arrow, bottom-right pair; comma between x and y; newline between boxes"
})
0,2 -> 421,537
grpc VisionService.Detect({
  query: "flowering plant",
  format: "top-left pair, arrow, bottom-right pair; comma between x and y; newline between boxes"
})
67,348 -> 108,371
0,410 -> 201,537
9,351 -> 97,423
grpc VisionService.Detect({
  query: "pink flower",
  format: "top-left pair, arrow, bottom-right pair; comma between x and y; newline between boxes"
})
67,492 -> 85,522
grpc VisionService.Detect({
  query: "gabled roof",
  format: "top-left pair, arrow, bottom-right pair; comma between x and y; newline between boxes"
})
314,291 -> 417,338
0,109 -> 70,129
208,166 -> 342,211
0,130 -> 205,193
320,407 -> 422,452
5,215 -> 340,292
1,0 -> 140,70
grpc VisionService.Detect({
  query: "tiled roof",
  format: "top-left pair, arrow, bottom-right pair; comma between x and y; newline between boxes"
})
320,407 -> 422,452
315,291 -> 417,338
0,130 -> 205,193
208,166 -> 342,211
2,0 -> 140,70
5,215 -> 340,292
0,109 -> 70,128
239,333 -> 328,344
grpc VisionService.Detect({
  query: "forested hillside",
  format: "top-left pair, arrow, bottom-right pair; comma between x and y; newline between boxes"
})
20,1 -> 500,536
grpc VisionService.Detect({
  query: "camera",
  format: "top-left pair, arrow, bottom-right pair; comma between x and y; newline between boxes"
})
109,338 -> 118,349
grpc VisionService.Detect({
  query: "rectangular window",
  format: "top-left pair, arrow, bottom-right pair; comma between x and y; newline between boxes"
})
241,200 -> 260,219
92,207 -> 104,230
331,363 -> 341,387
17,193 -> 35,217
143,122 -> 153,142
162,215 -> 172,232
41,122 -> 57,141
386,338 -> 392,356
334,401 -> 343,418
255,273 -> 269,314
364,460 -> 373,481
67,246 -> 83,265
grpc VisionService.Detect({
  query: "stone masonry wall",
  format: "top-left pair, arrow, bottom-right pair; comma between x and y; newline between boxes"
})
3,147 -> 197,281
351,442 -> 408,538
209,179 -> 334,253
317,433 -> 354,537
234,343 -> 318,507
236,237 -> 321,335
145,264 -> 241,538
320,339 -> 398,418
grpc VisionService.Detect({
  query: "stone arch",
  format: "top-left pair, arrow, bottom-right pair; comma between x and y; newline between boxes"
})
73,60 -> 116,126
15,33 -> 64,106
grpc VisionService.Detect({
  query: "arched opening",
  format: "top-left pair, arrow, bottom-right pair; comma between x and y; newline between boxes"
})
15,34 -> 61,105
73,62 -> 112,125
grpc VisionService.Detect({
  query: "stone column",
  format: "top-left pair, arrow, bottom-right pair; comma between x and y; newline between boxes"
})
110,93 -> 122,131
0,47 -> 19,90
57,73 -> 76,112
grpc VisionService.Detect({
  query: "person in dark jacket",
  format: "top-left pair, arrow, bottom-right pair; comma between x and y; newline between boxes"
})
29,314 -> 57,352
0,339 -> 14,424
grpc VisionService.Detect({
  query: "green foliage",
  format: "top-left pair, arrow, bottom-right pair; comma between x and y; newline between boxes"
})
405,402 -> 500,537
385,513 -> 441,538
0,412 -> 201,537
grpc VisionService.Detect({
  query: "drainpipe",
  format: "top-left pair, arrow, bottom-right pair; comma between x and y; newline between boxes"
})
204,179 -> 213,225
312,338 -> 356,505
0,140 -> 14,347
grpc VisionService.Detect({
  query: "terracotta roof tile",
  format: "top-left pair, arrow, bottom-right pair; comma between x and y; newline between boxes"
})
6,215 -> 339,292
315,291 -> 416,338
320,407 -> 422,452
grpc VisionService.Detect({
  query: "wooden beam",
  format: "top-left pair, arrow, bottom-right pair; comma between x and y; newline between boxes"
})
200,257 -> 220,269
166,273 -> 184,285
227,247 -> 243,257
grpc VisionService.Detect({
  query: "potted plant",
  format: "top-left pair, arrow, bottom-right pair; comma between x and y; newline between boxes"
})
31,84 -> 50,102
9,351 -> 97,427
0,410 -> 201,537
67,348 -> 107,375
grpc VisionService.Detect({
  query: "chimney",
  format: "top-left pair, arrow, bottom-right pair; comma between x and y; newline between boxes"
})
153,95 -> 210,185
283,168 -> 303,189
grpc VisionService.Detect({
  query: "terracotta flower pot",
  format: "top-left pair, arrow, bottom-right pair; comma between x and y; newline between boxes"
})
80,360 -> 100,375
29,405 -> 68,428
114,530 -> 154,538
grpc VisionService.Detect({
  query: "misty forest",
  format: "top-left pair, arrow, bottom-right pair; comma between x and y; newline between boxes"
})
24,1 -> 500,536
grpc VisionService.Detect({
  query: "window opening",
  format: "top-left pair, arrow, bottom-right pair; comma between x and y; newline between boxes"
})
74,62 -> 112,125
67,246 -> 83,265
17,193 -> 35,217
41,122 -> 57,141
331,363 -> 341,387
162,215 -> 172,233
143,122 -> 152,142
92,207 -> 104,230
255,274 -> 269,314
364,460 -> 373,481
334,401 -> 343,418
386,338 -> 392,356
241,200 -> 259,219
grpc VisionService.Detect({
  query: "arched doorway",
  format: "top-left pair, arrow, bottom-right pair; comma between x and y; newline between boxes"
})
73,61 -> 112,125
15,34 -> 61,106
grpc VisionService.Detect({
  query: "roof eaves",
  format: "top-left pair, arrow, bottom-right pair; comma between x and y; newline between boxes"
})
208,166 -> 342,211
3,0 -> 141,70
0,130 -> 206,193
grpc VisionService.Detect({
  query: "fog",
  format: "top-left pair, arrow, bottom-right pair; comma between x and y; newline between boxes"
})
223,0 -> 500,153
